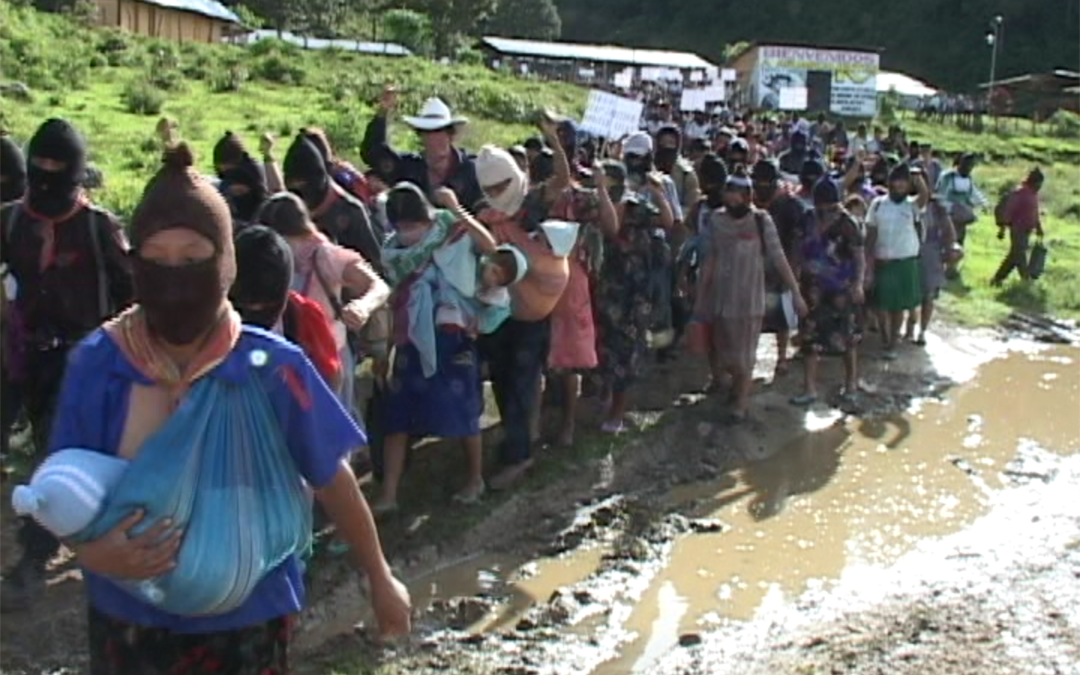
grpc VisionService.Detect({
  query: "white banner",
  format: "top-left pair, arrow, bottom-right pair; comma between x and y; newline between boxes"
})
778,86 -> 808,111
722,68 -> 738,82
703,84 -> 726,102
679,89 -> 706,111
581,90 -> 645,139
754,45 -> 878,116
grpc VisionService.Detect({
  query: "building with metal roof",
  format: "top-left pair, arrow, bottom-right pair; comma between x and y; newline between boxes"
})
479,35 -> 716,85
92,0 -> 240,43
239,30 -> 412,56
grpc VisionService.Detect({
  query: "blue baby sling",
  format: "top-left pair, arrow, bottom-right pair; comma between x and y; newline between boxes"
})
76,375 -> 313,617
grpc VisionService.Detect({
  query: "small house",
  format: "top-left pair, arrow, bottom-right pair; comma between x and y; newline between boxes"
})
92,0 -> 241,43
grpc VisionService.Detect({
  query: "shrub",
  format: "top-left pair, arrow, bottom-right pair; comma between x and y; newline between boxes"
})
211,65 -> 249,93
253,53 -> 305,85
122,80 -> 165,115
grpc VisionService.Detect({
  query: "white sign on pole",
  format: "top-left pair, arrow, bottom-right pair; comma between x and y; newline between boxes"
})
610,96 -> 645,138
679,89 -> 706,112
778,86 -> 809,111
703,83 -> 726,102
704,65 -> 719,82
722,68 -> 738,82
639,67 -> 660,82
581,90 -> 644,139
689,71 -> 704,83
613,70 -> 633,89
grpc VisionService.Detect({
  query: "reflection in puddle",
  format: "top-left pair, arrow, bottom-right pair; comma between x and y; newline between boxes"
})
597,345 -> 1080,674
411,346 -> 1080,674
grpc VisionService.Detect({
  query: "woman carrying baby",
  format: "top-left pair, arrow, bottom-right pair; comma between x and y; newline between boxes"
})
44,144 -> 409,675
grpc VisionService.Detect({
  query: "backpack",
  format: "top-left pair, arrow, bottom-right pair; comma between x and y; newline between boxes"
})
281,291 -> 342,391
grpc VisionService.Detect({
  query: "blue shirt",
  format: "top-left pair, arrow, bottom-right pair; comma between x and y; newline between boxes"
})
50,326 -> 364,632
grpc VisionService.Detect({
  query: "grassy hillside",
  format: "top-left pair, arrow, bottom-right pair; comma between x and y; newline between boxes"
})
2,2 -> 1078,322
0,1 -> 586,216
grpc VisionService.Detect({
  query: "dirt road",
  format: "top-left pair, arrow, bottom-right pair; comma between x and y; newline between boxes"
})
2,321 -> 1078,675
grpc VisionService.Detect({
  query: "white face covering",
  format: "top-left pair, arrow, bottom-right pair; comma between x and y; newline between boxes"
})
484,173 -> 527,216
476,145 -> 528,216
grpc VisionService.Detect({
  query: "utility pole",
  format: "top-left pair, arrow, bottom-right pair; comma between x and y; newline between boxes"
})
986,15 -> 1004,123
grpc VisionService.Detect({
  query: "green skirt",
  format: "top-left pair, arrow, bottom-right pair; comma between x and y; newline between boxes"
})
873,257 -> 923,312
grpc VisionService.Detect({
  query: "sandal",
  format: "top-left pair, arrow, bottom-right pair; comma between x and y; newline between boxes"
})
601,420 -> 627,434
789,393 -> 818,407
452,482 -> 486,505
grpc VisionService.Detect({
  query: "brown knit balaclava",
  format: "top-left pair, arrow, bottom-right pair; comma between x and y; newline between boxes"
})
130,142 -> 236,345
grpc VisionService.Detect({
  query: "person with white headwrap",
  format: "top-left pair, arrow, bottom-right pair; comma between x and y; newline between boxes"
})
473,141 -> 570,490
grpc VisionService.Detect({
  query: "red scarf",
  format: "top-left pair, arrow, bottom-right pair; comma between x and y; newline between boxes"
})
22,192 -> 91,272
104,305 -> 242,396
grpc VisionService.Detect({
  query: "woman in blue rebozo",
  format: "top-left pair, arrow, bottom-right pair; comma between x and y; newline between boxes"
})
51,143 -> 410,675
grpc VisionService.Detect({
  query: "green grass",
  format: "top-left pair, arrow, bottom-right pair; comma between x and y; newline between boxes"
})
2,1 -> 1077,327
0,1 -> 586,217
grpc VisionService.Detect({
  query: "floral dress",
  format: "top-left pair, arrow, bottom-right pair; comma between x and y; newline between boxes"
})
594,199 -> 657,393
798,210 -> 865,356
547,186 -> 602,371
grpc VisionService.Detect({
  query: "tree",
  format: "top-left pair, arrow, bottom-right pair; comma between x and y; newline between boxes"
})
403,0 -> 498,57
382,9 -> 434,55
240,0 -> 299,35
487,0 -> 561,40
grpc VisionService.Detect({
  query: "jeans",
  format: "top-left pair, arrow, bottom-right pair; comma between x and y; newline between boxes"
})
993,227 -> 1032,283
479,318 -> 551,466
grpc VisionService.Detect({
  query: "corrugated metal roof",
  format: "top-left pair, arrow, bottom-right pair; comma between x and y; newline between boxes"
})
481,36 -> 715,70
139,0 -> 240,23
241,29 -> 412,56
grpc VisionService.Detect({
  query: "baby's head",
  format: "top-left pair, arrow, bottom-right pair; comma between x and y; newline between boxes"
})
12,448 -> 130,539
481,248 -> 521,289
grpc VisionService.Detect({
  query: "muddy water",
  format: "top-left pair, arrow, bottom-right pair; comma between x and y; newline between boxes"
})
598,345 -> 1080,674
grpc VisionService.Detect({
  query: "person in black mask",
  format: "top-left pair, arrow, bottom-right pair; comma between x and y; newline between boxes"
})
779,130 -> 810,176
231,225 -> 342,390
1,118 -> 133,610
211,131 -> 270,231
753,158 -> 808,376
283,134 -> 384,275
655,125 -> 701,220
796,158 -> 826,208
1,135 -> 27,204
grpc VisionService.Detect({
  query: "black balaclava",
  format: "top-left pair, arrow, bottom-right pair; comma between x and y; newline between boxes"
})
751,159 -> 780,205
698,153 -> 729,209
799,159 -> 825,192
655,125 -> 682,174
213,131 -> 247,171
283,135 -> 331,211
957,153 -> 976,178
231,225 -> 294,329
26,118 -> 86,218
1,136 -> 27,204
219,153 -> 268,223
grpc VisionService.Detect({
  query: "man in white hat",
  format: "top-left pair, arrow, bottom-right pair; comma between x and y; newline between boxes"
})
361,86 -> 483,210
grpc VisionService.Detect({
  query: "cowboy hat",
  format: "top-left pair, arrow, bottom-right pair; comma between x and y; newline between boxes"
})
403,97 -> 469,131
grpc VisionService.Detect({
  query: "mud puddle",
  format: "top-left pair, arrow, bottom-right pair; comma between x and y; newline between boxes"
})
594,344 -> 1080,674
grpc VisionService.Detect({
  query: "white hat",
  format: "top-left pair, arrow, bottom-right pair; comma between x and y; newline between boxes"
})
12,448 -> 130,538
403,97 -> 469,131
539,220 -> 581,258
623,132 -> 654,157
